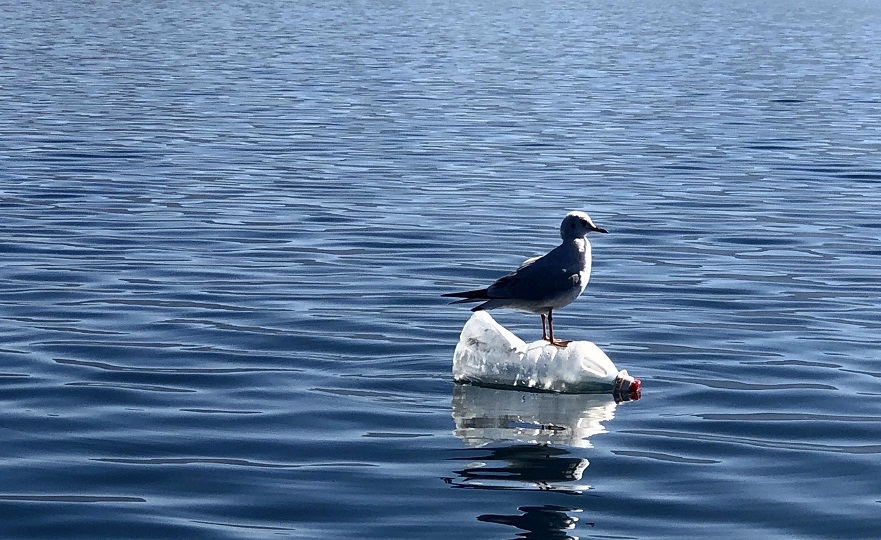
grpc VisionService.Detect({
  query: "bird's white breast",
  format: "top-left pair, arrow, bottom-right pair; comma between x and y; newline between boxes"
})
580,238 -> 592,290
547,239 -> 591,309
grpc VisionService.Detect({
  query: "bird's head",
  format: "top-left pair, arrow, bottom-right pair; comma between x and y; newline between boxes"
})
560,211 -> 608,240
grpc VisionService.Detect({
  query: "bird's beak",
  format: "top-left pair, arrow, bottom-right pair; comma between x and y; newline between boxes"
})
591,225 -> 608,233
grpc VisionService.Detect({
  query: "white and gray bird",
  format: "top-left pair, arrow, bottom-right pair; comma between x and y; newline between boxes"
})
443,211 -> 607,346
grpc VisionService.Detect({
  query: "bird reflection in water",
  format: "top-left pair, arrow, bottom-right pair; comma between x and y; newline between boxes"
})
445,444 -> 589,494
443,445 -> 588,539
478,505 -> 588,540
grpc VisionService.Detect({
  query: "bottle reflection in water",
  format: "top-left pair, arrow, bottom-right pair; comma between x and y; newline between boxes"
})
447,382 -> 636,538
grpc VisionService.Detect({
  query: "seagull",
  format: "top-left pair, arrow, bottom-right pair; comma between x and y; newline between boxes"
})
443,211 -> 608,347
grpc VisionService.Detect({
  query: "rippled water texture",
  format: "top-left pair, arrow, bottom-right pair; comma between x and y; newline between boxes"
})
2,0 -> 881,538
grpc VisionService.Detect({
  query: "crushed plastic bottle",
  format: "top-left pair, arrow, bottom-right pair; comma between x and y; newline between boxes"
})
452,311 -> 640,400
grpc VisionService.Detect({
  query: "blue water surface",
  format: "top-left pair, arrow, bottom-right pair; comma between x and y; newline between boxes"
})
2,0 -> 880,538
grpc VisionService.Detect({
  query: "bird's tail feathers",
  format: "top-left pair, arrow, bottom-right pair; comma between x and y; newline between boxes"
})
441,288 -> 489,303
470,301 -> 490,312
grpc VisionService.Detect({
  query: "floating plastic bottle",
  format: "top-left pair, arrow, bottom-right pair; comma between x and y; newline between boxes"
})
452,311 -> 640,400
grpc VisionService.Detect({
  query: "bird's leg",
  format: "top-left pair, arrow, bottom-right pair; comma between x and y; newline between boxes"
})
547,309 -> 570,347
540,313 -> 548,341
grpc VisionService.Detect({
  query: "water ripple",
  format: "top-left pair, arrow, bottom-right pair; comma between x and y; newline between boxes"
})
54,357 -> 301,374
624,429 -> 881,455
611,450 -> 720,465
0,495 -> 146,503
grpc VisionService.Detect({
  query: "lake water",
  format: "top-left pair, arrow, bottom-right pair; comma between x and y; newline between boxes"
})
2,0 -> 880,538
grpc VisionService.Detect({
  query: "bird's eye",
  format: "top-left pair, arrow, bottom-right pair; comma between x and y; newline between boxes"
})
580,219 -> 588,226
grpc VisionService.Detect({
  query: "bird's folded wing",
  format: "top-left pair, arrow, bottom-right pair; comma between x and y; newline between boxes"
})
487,256 -> 580,301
